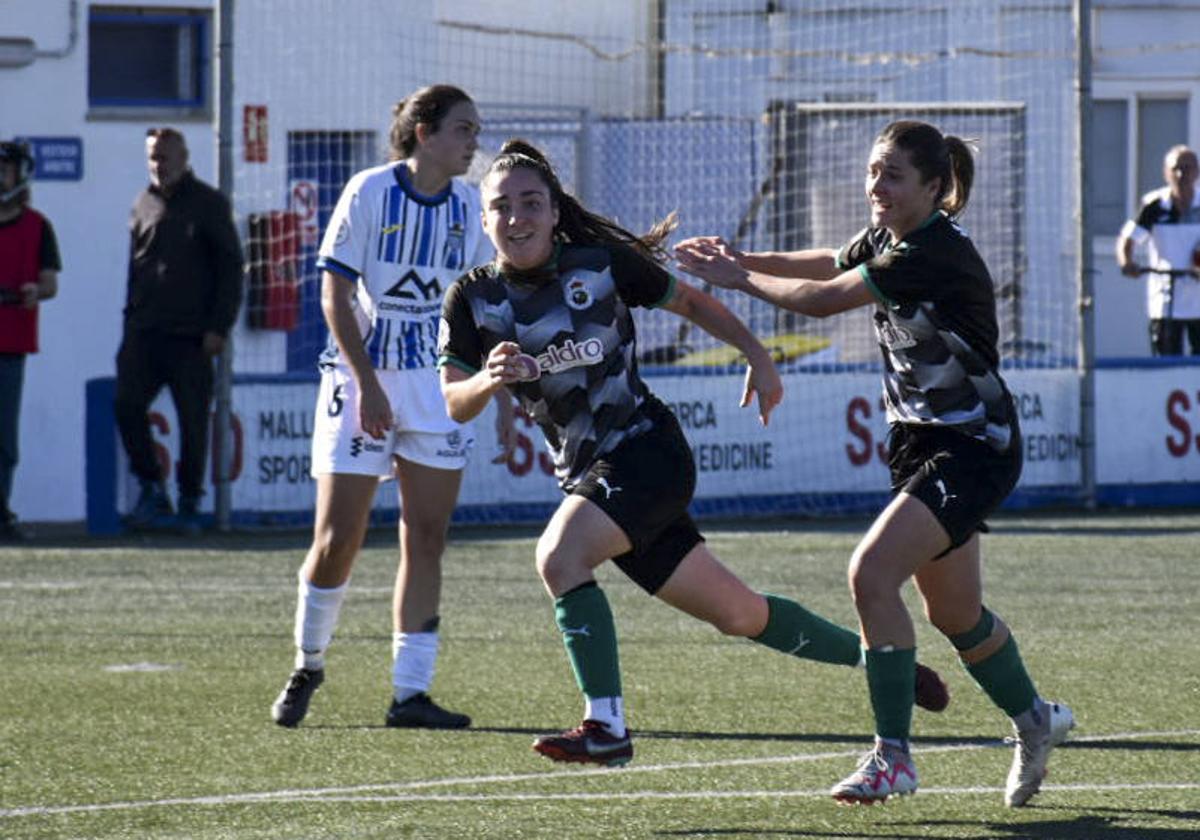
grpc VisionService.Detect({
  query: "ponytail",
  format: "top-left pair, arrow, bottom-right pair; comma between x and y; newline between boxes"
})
941,135 -> 975,217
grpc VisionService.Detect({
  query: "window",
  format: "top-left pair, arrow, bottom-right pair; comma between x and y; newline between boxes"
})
1089,100 -> 1128,236
1136,99 -> 1188,201
1088,93 -> 1189,236
88,7 -> 210,116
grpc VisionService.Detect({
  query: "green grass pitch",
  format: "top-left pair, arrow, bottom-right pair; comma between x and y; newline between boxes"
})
2,511 -> 1198,839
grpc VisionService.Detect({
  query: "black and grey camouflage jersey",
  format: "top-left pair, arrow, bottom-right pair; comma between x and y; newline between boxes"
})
837,211 -> 1015,452
438,242 -> 675,490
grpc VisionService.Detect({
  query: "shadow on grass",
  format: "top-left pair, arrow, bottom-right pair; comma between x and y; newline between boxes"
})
300,725 -> 1200,756
654,811 -> 1200,838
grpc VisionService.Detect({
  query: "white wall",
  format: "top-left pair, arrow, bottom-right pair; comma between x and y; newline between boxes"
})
3,0 -> 1195,522
1,0 -> 220,523
4,0 -> 651,522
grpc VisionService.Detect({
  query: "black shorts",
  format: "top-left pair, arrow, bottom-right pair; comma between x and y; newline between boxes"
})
572,399 -> 703,594
887,422 -> 1022,553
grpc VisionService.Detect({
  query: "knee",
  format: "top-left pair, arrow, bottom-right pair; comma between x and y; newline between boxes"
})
535,533 -> 583,594
308,525 -> 359,572
534,537 -> 565,591
847,546 -> 895,613
925,602 -> 978,637
709,604 -> 765,638
112,391 -> 146,424
402,516 -> 449,559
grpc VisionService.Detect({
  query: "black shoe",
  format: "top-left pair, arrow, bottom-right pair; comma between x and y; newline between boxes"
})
271,668 -> 325,727
125,481 -> 173,530
175,495 -> 203,537
0,520 -> 28,543
385,693 -> 470,729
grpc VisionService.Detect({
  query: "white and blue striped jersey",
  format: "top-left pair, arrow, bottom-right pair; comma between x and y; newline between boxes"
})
316,162 -> 492,371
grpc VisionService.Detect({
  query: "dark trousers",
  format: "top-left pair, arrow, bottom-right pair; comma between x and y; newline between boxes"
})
1150,318 -> 1200,356
0,353 -> 26,516
114,330 -> 214,499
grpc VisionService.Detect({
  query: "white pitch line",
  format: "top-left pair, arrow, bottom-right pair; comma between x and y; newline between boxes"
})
0,580 -> 398,595
2,728 -> 1197,819
209,780 -> 1200,804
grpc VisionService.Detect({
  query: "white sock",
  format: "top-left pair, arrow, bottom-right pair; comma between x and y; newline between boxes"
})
585,696 -> 626,738
392,631 -> 439,702
293,575 -> 349,671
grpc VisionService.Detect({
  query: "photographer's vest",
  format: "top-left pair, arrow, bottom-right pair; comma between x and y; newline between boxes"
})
0,208 -> 44,354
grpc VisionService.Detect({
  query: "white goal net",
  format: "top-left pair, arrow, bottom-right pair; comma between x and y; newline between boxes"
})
227,0 -> 1083,523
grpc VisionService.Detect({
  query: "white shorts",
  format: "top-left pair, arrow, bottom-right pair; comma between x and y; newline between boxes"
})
310,365 -> 474,477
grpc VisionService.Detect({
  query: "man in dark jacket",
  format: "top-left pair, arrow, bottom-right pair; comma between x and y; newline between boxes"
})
116,128 -> 243,533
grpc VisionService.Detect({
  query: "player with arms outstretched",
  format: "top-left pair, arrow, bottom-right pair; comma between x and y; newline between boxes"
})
676,120 -> 1073,806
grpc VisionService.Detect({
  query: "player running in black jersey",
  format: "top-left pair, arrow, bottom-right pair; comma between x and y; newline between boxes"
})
676,120 -> 1073,806
438,139 -> 949,768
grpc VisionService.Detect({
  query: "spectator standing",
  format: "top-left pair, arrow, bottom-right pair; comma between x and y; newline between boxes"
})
0,141 -> 60,542
115,128 -> 243,534
1116,145 -> 1200,355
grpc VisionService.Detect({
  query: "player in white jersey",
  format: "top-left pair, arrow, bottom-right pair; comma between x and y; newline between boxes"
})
271,85 -> 514,730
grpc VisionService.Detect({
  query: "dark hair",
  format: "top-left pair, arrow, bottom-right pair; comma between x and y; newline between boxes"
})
145,127 -> 187,148
484,138 -> 677,264
388,84 -> 474,161
0,140 -> 34,205
875,120 -> 975,217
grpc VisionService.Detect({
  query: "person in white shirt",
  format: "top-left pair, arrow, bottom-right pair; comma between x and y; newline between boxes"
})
1116,145 -> 1200,355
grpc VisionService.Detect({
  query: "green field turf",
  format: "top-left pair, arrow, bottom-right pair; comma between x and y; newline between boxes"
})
2,511 -> 1198,839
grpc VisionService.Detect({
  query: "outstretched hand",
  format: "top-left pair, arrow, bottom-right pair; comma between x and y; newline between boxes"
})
674,237 -> 749,291
740,355 -> 784,427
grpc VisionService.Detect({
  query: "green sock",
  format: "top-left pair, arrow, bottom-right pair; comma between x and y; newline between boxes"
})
750,593 -> 862,666
964,637 -> 1038,717
554,582 -> 622,699
865,647 -> 915,741
948,609 -> 1038,717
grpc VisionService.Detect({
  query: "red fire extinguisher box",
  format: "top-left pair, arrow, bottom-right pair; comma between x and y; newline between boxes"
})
246,211 -> 301,331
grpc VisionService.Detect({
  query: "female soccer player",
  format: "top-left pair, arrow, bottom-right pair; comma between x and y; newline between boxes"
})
270,85 -> 513,729
437,139 -> 948,767
675,120 -> 1073,806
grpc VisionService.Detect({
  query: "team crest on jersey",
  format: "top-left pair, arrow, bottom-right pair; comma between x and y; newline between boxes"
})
564,276 -> 593,310
335,219 -> 350,246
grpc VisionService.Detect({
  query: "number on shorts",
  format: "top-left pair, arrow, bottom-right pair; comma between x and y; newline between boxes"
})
328,384 -> 345,417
